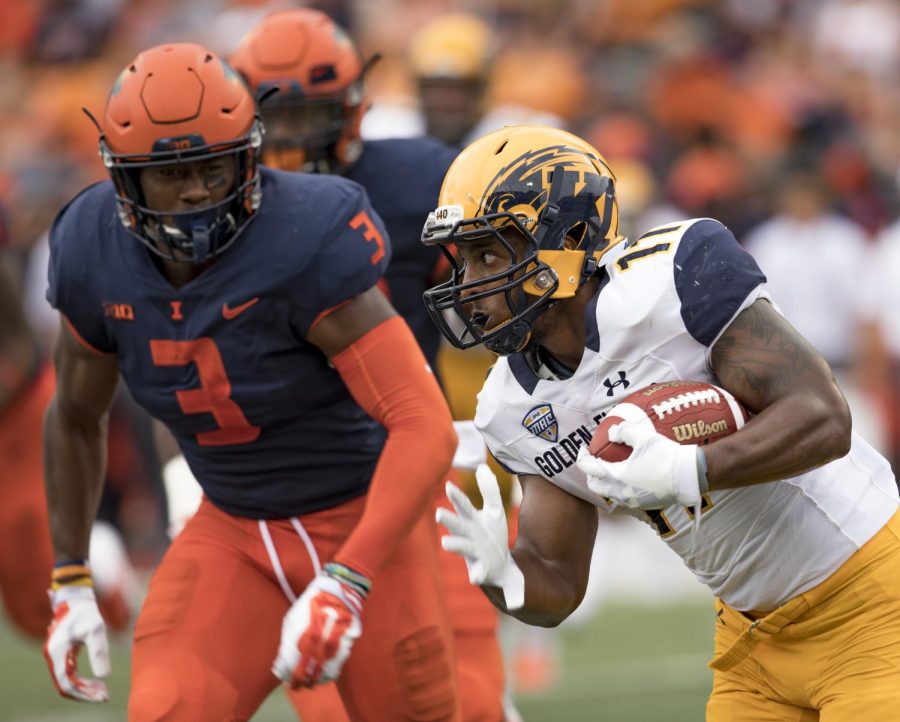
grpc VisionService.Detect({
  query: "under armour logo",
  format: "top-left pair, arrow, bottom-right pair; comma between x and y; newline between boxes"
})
603,371 -> 630,396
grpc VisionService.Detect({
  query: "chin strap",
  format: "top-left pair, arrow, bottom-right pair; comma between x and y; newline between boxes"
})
157,210 -> 236,263
191,221 -> 211,264
485,319 -> 533,356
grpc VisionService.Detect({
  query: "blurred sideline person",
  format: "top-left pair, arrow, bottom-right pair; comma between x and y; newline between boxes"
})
42,42 -> 460,721
230,10 -> 515,720
744,168 -> 886,451
428,125 -> 900,720
860,217 -> 900,477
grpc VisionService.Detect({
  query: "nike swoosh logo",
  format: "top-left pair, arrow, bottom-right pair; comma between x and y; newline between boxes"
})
222,297 -> 259,320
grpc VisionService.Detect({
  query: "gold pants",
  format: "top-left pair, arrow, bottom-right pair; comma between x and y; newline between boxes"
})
708,507 -> 900,721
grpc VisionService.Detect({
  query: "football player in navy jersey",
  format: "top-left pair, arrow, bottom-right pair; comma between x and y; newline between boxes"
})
425,125 -> 900,721
230,9 -> 456,370
42,42 -> 460,722
230,10 -> 516,722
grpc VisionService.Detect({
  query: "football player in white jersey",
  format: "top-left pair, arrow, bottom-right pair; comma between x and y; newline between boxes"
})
423,125 -> 900,721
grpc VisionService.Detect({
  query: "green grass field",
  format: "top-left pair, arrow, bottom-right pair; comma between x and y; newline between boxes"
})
0,601 -> 713,722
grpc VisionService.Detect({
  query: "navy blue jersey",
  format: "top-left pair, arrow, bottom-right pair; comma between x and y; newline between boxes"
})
346,137 -> 457,370
48,168 -> 391,518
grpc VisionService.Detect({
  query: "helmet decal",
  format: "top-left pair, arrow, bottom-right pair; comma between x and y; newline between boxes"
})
481,146 -> 583,213
478,145 -> 610,244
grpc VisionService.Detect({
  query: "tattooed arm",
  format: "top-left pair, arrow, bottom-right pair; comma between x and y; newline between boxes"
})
705,298 -> 851,490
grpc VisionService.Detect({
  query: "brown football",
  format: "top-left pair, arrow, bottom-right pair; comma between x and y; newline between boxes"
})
589,380 -> 749,462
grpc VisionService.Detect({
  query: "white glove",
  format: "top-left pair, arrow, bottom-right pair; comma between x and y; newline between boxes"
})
436,464 -> 525,610
576,417 -> 701,514
43,586 -> 111,703
162,454 -> 203,539
451,420 -> 488,470
272,566 -> 366,688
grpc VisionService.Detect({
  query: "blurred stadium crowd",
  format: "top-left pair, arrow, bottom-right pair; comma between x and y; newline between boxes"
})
1,0 -> 899,701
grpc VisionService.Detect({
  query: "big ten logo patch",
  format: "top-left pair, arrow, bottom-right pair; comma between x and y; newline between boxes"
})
103,302 -> 135,321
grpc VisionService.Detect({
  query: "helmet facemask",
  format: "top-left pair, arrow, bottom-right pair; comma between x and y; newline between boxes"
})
257,78 -> 366,174
423,214 -> 559,355
423,158 -> 617,356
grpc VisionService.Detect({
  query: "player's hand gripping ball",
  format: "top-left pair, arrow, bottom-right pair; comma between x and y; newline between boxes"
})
577,381 -> 748,514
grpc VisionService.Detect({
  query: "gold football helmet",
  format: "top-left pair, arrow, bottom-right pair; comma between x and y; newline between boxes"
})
408,13 -> 495,144
408,13 -> 494,81
422,125 -> 624,355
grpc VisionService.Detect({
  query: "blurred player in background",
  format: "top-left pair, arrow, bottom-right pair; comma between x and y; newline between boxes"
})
407,12 -> 495,148
0,205 -> 136,642
0,207 -> 56,640
407,10 -> 567,695
230,9 -> 514,721
429,125 -> 900,720
42,41 -> 460,721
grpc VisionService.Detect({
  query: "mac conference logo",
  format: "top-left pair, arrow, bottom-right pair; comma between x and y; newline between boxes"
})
522,404 -> 559,442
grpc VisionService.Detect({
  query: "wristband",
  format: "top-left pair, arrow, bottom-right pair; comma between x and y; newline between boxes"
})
50,560 -> 93,591
324,562 -> 371,599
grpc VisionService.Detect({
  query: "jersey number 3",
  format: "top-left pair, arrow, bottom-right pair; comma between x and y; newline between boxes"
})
150,338 -> 260,446
349,210 -> 386,265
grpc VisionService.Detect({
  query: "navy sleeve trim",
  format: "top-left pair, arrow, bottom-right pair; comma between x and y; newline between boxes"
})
584,267 -> 610,352
674,220 -> 766,347
491,453 -> 525,476
508,352 -> 539,395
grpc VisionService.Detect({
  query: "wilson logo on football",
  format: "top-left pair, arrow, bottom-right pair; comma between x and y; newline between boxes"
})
522,404 -> 559,443
672,419 -> 729,443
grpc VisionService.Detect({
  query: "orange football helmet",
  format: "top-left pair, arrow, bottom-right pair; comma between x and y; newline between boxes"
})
99,42 -> 262,263
230,9 -> 368,173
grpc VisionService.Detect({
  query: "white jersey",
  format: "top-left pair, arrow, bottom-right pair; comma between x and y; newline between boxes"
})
475,218 -> 899,611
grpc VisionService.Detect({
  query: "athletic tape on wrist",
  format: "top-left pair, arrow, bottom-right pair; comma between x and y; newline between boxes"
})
324,562 -> 371,598
696,447 -> 709,494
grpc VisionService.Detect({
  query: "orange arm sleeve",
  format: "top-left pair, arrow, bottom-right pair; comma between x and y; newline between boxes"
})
330,316 -> 457,580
